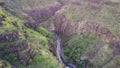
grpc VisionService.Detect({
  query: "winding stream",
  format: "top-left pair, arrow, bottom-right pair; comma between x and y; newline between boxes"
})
53,31 -> 76,68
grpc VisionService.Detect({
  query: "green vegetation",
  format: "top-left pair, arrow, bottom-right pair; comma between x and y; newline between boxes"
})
1,0 -> 120,68
36,26 -> 55,40
3,0 -> 58,10
64,33 -> 99,68
0,60 -> 11,68
0,6 -> 63,68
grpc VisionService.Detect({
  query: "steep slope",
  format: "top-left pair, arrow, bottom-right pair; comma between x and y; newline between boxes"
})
2,0 -> 59,10
0,0 -> 120,68
43,0 -> 120,68
0,4 -> 63,68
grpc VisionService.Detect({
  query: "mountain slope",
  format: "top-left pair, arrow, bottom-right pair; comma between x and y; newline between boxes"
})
0,0 -> 120,68
0,4 -> 63,68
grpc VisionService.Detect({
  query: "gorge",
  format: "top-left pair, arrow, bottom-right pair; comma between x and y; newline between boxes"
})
54,31 -> 76,68
0,0 -> 120,68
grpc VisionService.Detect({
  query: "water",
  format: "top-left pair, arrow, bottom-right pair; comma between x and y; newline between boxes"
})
65,66 -> 71,68
53,31 -> 76,68
55,33 -> 63,63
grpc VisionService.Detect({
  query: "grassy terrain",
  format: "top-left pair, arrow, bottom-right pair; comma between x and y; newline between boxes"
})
0,6 -> 63,68
0,0 -> 120,68
3,0 -> 59,10
47,0 -> 120,68
63,33 -> 99,68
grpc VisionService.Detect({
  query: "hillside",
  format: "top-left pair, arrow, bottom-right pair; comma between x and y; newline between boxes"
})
0,3 -> 62,68
0,0 -> 120,68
